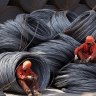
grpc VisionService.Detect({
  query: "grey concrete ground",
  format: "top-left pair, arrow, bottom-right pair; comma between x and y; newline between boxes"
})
5,89 -> 64,96
5,89 -> 96,96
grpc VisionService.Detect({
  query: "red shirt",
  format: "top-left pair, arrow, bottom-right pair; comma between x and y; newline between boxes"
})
74,43 -> 96,60
16,65 -> 37,80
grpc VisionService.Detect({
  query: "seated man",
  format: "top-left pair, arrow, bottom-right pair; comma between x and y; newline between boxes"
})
16,60 -> 40,96
74,36 -> 96,63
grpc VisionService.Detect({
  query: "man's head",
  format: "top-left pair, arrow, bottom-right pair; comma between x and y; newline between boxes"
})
23,60 -> 32,70
85,36 -> 95,46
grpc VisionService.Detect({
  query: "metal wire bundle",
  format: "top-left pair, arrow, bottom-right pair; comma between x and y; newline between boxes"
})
0,52 -> 50,94
54,63 -> 96,93
46,11 -> 77,36
30,9 -> 56,24
0,20 -> 28,53
64,10 -> 96,43
92,30 -> 96,41
0,13 -> 54,53
15,14 -> 54,45
57,34 -> 81,48
29,40 -> 75,72
31,9 -> 77,37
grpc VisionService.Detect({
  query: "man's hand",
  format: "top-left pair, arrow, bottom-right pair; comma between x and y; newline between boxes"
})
27,76 -> 37,80
86,56 -> 91,63
74,55 -> 78,61
27,76 -> 32,79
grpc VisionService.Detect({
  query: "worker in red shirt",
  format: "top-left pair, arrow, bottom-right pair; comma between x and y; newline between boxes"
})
16,60 -> 40,96
74,36 -> 96,63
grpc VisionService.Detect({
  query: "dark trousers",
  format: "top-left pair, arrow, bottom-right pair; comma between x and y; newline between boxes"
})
78,50 -> 89,60
18,79 -> 39,95
78,50 -> 96,62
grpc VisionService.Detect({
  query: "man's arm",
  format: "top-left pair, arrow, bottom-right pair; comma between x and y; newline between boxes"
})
28,69 -> 38,80
16,67 -> 27,80
74,44 -> 84,55
90,46 -> 96,60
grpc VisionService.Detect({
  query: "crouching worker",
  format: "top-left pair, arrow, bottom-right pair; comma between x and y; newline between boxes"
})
16,60 -> 40,96
74,36 -> 96,63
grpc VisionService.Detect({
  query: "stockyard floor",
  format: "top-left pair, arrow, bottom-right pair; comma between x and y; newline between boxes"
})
5,89 -> 96,96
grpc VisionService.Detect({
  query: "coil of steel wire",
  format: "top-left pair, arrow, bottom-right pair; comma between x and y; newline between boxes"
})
0,52 -> 50,94
54,63 -> 96,93
30,9 -> 56,24
57,34 -> 81,48
29,40 -> 75,72
0,13 -> 54,53
92,30 -> 96,41
0,20 -> 28,52
47,11 -> 77,35
31,9 -> 77,36
15,14 -> 54,46
64,10 -> 96,43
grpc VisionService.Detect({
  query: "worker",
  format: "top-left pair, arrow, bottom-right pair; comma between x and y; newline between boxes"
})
74,36 -> 96,63
16,60 -> 40,96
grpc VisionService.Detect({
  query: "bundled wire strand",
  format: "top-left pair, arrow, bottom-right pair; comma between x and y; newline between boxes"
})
0,20 -> 28,52
30,9 -> 56,24
64,10 -> 96,43
46,11 -> 77,35
57,34 -> 81,48
92,30 -> 96,41
30,9 -> 77,37
29,40 -> 75,72
54,63 -> 96,93
15,14 -> 54,45
0,52 -> 50,94
0,13 -> 54,53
